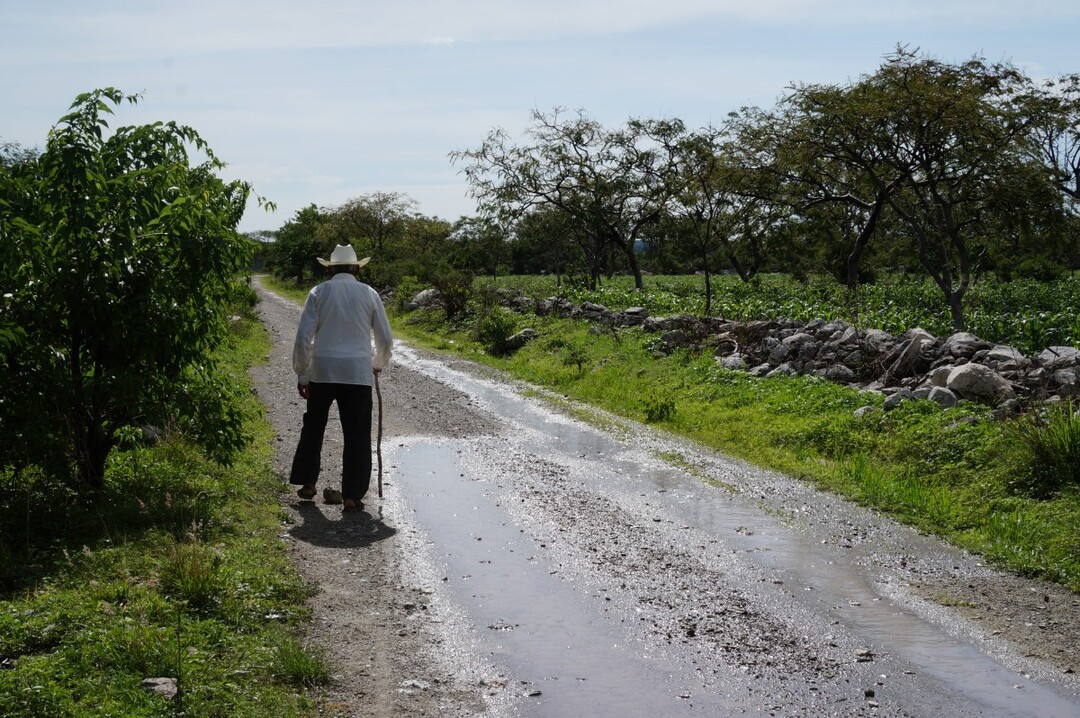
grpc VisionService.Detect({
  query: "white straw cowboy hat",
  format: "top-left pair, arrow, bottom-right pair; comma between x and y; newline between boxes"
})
318,244 -> 371,268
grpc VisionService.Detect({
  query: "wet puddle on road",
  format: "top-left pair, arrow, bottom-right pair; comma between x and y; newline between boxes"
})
397,440 -> 739,716
392,346 -> 1080,717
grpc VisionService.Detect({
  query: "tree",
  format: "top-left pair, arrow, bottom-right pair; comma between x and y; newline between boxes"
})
270,204 -> 324,284
875,51 -> 1039,330
510,206 -> 585,284
1024,73 -> 1080,217
0,141 -> 38,354
319,191 -> 418,258
668,126 -> 729,312
0,139 -> 38,169
746,64 -> 916,288
0,89 -> 268,493
452,108 -> 685,290
669,125 -> 791,313
744,48 -> 1069,329
447,216 -> 508,279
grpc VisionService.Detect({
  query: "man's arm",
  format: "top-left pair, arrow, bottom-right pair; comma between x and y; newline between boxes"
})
293,290 -> 319,389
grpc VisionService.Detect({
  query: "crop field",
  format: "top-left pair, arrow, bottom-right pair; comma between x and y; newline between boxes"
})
482,273 -> 1080,354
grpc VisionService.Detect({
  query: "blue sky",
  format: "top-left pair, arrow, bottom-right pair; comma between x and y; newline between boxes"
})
3,1 -> 1078,233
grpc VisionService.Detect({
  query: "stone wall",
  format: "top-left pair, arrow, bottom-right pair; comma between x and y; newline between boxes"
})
527,292 -> 1080,413
411,288 -> 1080,415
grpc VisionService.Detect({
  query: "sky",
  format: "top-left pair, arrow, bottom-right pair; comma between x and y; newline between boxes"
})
3,1 -> 1078,233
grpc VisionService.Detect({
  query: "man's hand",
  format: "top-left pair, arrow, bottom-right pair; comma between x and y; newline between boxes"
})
297,383 -> 310,400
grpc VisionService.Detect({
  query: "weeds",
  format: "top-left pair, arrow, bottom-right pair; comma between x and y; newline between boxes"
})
274,635 -> 333,688
471,307 -> 518,355
641,390 -> 677,423
160,539 -> 224,615
561,345 -> 588,374
1008,401 -> 1080,497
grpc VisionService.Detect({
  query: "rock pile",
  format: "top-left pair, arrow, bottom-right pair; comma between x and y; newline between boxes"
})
415,288 -> 1080,414
532,296 -> 1080,413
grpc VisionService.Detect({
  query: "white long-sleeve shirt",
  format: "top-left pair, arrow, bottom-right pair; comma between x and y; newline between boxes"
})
292,273 -> 393,385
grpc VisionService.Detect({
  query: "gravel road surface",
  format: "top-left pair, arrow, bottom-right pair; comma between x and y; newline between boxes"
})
249,278 -> 1080,717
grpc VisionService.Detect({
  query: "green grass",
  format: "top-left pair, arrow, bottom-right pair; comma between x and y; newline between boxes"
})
273,636 -> 333,689
0,283 -> 325,718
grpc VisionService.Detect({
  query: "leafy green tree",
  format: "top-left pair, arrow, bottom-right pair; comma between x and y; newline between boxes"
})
0,141 -> 38,357
357,213 -> 454,290
320,191 -> 418,258
399,214 -> 454,261
269,204 -> 323,285
668,126 -> 730,310
1024,73 -> 1080,217
510,206 -> 587,285
670,125 -> 789,312
874,51 -> 1040,330
742,66 -> 915,289
741,48 -> 1071,328
452,109 -> 686,290
447,216 -> 508,279
0,139 -> 38,169
0,89 -> 267,493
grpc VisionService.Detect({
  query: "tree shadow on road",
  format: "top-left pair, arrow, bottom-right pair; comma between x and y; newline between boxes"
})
287,501 -> 397,548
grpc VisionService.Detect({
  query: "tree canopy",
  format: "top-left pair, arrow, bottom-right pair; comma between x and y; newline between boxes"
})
0,89 -> 267,492
451,109 -> 686,290
442,49 -> 1079,330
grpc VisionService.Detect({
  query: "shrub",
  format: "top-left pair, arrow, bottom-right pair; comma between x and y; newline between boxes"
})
0,89 -> 258,493
472,308 -> 518,355
561,344 -> 588,373
395,275 -> 424,311
429,268 -> 474,321
1010,256 -> 1068,282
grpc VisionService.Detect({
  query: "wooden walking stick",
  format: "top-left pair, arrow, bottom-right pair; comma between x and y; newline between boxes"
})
375,370 -> 384,498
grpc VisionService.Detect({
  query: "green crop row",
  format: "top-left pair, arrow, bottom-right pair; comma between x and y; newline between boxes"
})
482,273 -> 1080,353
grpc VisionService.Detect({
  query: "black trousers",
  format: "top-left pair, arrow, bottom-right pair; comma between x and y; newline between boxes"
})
289,382 -> 373,501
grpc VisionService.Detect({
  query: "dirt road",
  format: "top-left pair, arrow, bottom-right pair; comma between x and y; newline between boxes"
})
250,279 -> 1080,717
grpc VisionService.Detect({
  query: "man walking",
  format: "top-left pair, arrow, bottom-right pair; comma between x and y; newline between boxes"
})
290,244 -> 393,511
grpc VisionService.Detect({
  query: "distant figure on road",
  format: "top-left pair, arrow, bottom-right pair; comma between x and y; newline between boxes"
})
290,244 -> 393,511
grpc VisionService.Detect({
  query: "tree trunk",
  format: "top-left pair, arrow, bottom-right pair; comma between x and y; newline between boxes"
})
947,290 -> 966,332
845,194 -> 887,289
728,249 -> 752,282
555,240 -> 563,289
75,420 -> 111,493
701,247 -> 713,316
627,245 -> 644,290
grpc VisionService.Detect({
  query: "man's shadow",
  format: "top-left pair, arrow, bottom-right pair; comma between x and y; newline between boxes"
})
287,502 -> 397,548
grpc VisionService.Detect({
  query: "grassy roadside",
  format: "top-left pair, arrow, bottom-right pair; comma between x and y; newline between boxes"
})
263,275 -> 1080,591
0,286 -> 328,718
